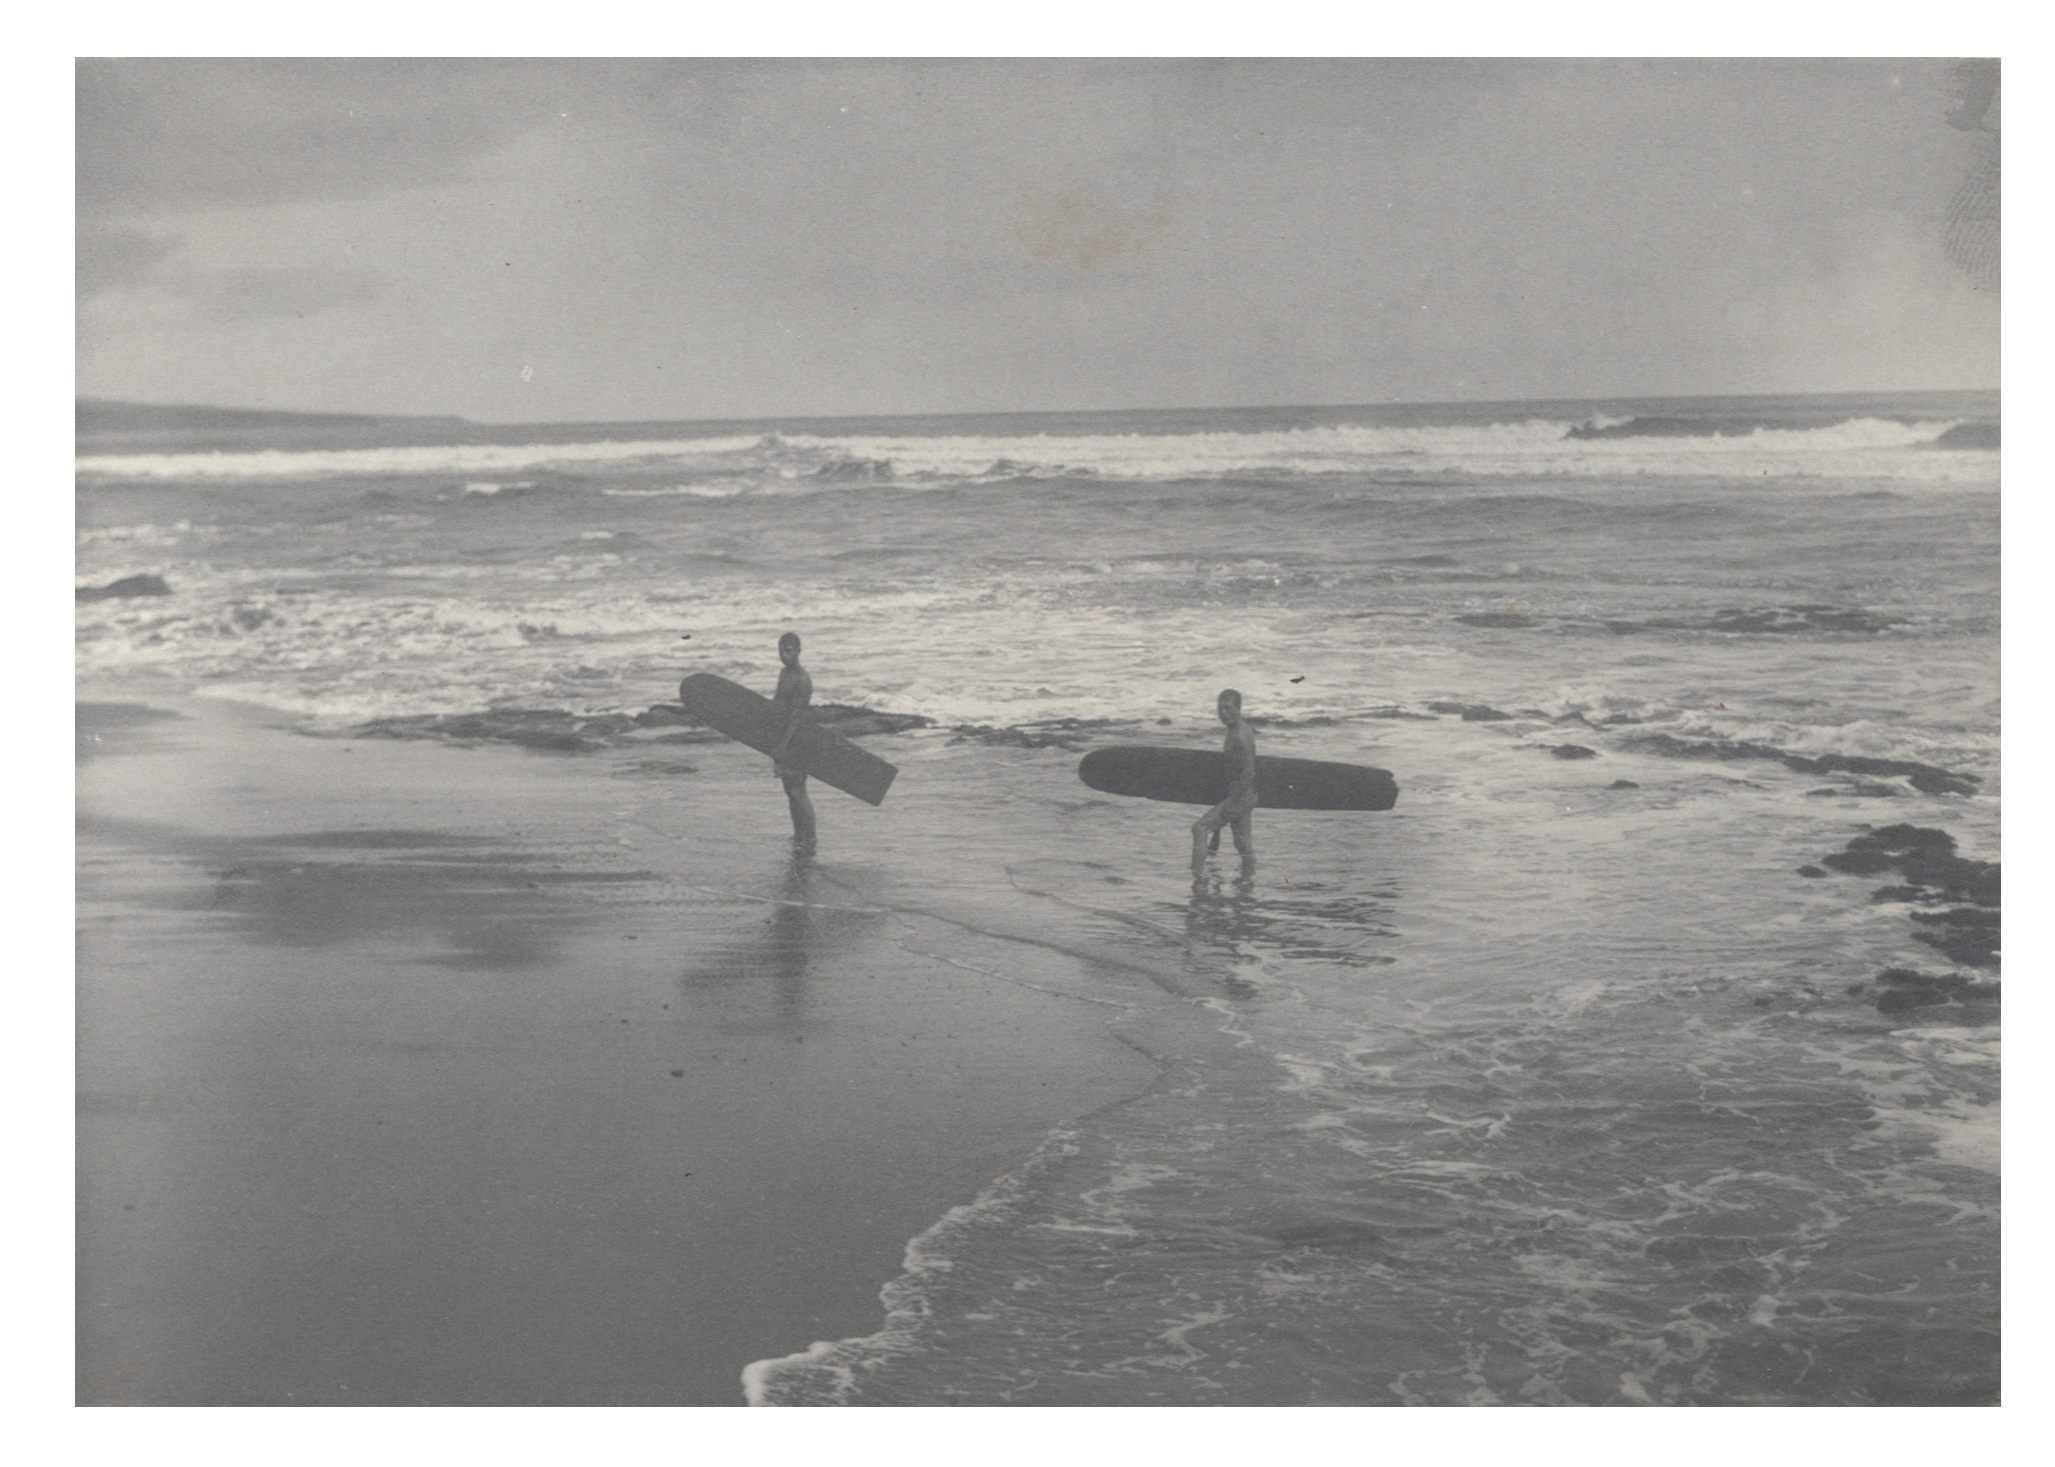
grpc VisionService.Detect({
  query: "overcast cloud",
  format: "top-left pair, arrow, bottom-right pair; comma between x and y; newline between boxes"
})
76,58 -> 1999,422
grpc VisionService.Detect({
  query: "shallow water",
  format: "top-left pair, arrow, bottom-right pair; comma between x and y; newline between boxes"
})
723,721 -> 1997,1405
78,392 -> 1999,1403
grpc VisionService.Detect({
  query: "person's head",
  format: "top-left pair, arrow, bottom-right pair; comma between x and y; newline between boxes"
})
778,631 -> 801,667
1216,688 -> 1242,725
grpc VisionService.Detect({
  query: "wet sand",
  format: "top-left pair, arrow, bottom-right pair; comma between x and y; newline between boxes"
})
76,697 -> 1156,1404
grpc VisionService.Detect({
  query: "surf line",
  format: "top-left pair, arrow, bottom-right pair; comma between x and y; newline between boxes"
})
611,816 -> 1197,1017
789,864 -> 1145,1012
612,814 -> 1146,1011
607,816 -> 891,914
886,924 -> 1136,1012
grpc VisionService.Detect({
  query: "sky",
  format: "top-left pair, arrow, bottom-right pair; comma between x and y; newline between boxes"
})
76,58 -> 2000,423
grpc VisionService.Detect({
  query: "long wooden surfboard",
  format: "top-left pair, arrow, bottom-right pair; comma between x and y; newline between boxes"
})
679,673 -> 899,806
1078,745 -> 1398,812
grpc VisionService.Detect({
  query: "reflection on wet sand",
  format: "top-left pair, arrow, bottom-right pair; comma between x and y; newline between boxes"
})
1180,864 -> 1399,985
91,819 -> 627,971
768,853 -> 816,1017
676,850 -> 869,1034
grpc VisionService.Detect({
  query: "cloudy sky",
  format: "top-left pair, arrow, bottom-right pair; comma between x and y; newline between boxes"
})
77,58 -> 1998,423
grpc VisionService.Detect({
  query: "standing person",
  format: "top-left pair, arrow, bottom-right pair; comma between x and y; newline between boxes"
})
769,632 -> 817,852
1192,688 -> 1257,872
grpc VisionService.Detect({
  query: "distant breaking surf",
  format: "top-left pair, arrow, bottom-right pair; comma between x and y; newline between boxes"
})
77,416 -> 1993,484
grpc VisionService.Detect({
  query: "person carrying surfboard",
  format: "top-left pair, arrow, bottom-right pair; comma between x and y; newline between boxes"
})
1192,688 -> 1257,872
769,632 -> 818,852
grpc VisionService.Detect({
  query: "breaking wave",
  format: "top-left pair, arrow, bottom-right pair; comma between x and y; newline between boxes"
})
78,416 -> 1994,485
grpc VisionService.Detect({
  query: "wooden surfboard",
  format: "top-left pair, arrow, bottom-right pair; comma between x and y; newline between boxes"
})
1078,745 -> 1398,812
679,673 -> 899,806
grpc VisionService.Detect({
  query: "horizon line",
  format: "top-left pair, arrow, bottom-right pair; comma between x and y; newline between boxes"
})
77,383 -> 2003,434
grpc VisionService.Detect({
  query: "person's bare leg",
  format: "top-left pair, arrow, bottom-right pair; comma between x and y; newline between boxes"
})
1193,804 -> 1227,871
785,774 -> 816,851
1229,809 -> 1254,862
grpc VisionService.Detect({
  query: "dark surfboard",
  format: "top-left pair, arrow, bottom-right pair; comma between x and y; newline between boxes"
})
679,673 -> 898,806
1078,745 -> 1397,812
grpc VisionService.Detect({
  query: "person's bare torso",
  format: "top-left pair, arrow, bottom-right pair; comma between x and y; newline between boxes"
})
1222,718 -> 1257,808
774,664 -> 813,712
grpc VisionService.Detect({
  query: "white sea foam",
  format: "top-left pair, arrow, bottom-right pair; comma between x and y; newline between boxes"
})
77,417 -> 1995,485
772,417 -> 1990,483
740,1139 -> 1067,1405
77,521 -> 194,547
77,434 -> 770,481
599,483 -> 753,499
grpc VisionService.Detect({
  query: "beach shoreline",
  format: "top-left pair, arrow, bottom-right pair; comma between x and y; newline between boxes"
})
76,692 -> 1160,1404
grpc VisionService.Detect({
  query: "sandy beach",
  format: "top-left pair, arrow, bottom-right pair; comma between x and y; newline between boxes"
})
76,695 -> 1157,1404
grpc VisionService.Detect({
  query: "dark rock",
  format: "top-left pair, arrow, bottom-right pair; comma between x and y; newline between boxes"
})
948,725 -> 1087,751
1815,826 -> 1997,906
1874,987 -> 1953,1015
1800,754 -> 1976,797
1608,779 -> 1640,790
1611,606 -> 1903,636
1623,732 -> 1979,796
1796,865 -> 1827,878
1808,826 -> 2000,1023
77,573 -> 172,601
1837,825 -> 1998,906
1864,967 -> 1992,1017
1427,701 -> 1514,722
949,716 -> 1133,750
355,708 -> 627,753
1913,930 -> 1999,969
1550,744 -> 1598,760
634,704 -> 695,728
1821,848 -> 1894,876
813,705 -> 934,737
359,698 -> 935,753
1909,905 -> 2001,931
1853,824 -> 1958,856
1910,907 -> 2000,969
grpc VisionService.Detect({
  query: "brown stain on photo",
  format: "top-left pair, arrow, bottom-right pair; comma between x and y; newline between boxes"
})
1015,186 -> 1176,271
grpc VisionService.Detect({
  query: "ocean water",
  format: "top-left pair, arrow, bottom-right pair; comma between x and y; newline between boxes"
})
77,391 -> 2000,1404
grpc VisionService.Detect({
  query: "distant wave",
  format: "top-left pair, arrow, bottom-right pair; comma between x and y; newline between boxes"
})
1571,413 -> 1998,453
1455,604 -> 1911,637
76,434 -> 772,481
1931,422 -> 2000,450
766,418 -> 1988,483
1568,415 -> 1767,440
78,416 -> 1996,486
